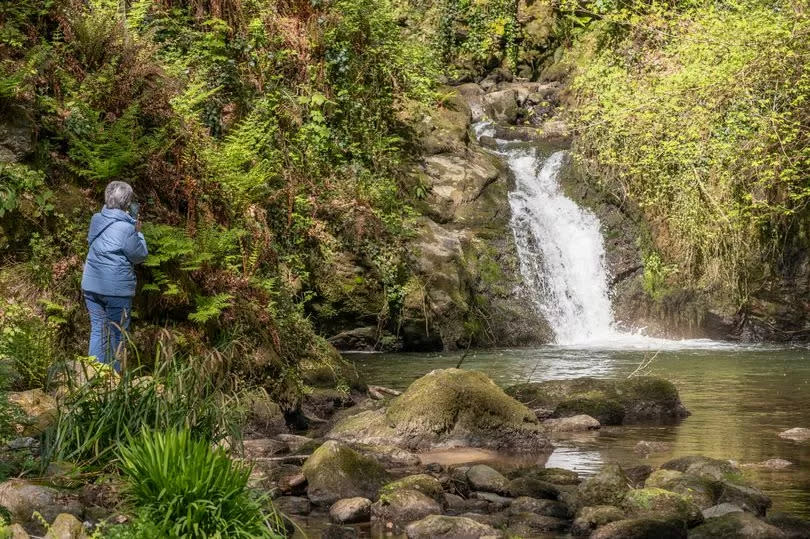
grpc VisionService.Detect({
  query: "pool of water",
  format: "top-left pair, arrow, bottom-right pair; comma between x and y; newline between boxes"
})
346,344 -> 810,517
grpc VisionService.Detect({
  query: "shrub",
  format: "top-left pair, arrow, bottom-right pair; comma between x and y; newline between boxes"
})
0,302 -> 59,391
118,428 -> 282,538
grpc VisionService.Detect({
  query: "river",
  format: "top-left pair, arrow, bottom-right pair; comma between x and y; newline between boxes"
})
348,344 -> 810,518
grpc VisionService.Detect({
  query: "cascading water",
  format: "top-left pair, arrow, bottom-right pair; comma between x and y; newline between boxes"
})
506,148 -> 618,344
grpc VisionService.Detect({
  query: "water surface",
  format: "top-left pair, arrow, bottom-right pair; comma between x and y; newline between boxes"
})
348,345 -> 810,517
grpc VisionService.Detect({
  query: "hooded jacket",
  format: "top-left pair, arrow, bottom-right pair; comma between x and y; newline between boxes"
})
80,207 -> 148,297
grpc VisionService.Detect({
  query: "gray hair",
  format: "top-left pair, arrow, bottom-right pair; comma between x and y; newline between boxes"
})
104,181 -> 134,210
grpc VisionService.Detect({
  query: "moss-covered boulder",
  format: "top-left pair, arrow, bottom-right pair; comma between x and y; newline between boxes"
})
591,518 -> 687,538
508,477 -> 561,499
766,512 -> 810,538
645,470 -> 719,509
660,456 -> 741,482
328,369 -> 551,452
577,465 -> 631,507
716,481 -> 772,517
621,487 -> 703,527
511,466 -> 581,485
506,376 -> 689,425
507,512 -> 570,535
689,512 -> 787,538
466,465 -> 510,495
302,441 -> 390,505
510,496 -> 572,518
405,515 -> 502,538
371,488 -> 443,525
571,505 -> 626,536
379,475 -> 445,506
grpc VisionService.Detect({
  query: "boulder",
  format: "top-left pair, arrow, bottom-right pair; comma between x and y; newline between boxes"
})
0,480 -> 83,533
327,369 -> 551,452
242,438 -> 286,459
688,512 -> 787,538
481,90 -> 518,123
5,524 -> 30,538
621,487 -> 703,527
44,513 -> 87,539
512,466 -> 581,485
322,524 -> 358,539
577,465 -> 631,507
329,497 -> 372,524
645,469 -> 719,509
7,389 -> 57,437
509,496 -> 572,518
624,465 -> 654,488
716,481 -> 771,517
301,441 -> 390,505
459,511 -> 508,528
405,515 -> 502,538
273,496 -> 311,516
466,465 -> 510,495
635,440 -> 672,456
741,459 -> 793,470
471,491 -> 513,508
442,493 -> 490,514
554,398 -> 625,425
507,512 -> 569,535
0,104 -> 35,163
246,393 -> 287,435
543,414 -> 600,432
371,488 -> 443,525
660,456 -> 742,482
508,477 -> 560,499
766,512 -> 810,538
380,475 -> 445,506
703,503 -> 744,519
777,428 -> 810,442
591,518 -> 687,538
571,505 -> 626,536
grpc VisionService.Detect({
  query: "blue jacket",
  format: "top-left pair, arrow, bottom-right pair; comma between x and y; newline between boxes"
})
81,207 -> 148,297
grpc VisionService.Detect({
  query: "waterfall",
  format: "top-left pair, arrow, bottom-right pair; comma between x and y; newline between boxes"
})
505,147 -> 618,344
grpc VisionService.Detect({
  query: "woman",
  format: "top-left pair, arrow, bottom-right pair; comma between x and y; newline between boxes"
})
81,181 -> 148,370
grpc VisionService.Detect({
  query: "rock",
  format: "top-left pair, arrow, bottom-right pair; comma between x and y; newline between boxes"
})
322,524 -> 359,539
543,414 -> 601,432
716,481 -> 771,517
352,443 -> 421,467
278,472 -> 307,495
242,438 -> 286,459
635,440 -> 672,456
509,496 -> 572,518
661,455 -> 742,482
4,524 -> 30,538
741,459 -> 793,470
577,465 -> 631,507
645,469 -> 718,509
466,465 -> 510,495
703,503 -> 744,519
766,512 -> 810,538
301,441 -> 390,505
273,496 -> 311,515
43,513 -> 87,539
777,428 -> 810,442
591,518 -> 687,538
571,505 -> 626,536
624,465 -> 654,488
0,104 -> 35,163
7,389 -> 57,437
5,437 -> 36,450
507,511 -> 569,535
459,511 -> 508,528
512,466 -> 581,485
456,83 -> 486,122
0,480 -> 83,533
247,394 -> 287,435
329,497 -> 372,524
405,515 -> 502,538
443,493 -> 490,514
471,491 -> 513,508
275,434 -> 314,453
380,475 -> 445,505
371,488 -> 443,524
554,398 -> 626,425
689,512 -> 787,538
328,369 -> 551,452
508,477 -> 560,499
621,487 -> 703,527
327,327 -> 383,351
482,89 -> 518,123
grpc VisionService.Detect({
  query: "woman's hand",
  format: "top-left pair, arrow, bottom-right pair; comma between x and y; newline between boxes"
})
135,218 -> 142,233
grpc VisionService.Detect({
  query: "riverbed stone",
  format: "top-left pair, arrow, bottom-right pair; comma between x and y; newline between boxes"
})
301,441 -> 390,505
591,518 -> 687,538
765,512 -> 810,538
621,487 -> 703,527
508,477 -> 560,499
482,89 -> 518,123
509,496 -> 572,518
741,459 -> 793,470
274,496 -> 311,515
703,503 -> 744,519
646,469 -> 719,509
371,488 -> 443,525
467,465 -> 510,495
688,512 -> 787,538
405,514 -> 502,538
380,474 -> 444,506
635,440 -> 672,456
443,492 -> 490,513
512,466 -> 581,485
3,524 -> 29,538
553,397 -> 625,425
327,369 -> 551,452
8,389 -> 57,437
44,513 -> 87,539
571,505 -> 626,536
661,455 -> 742,482
716,481 -> 771,516
329,497 -> 372,524
624,465 -> 654,488
543,414 -> 600,432
507,511 -> 570,535
0,480 -> 83,533
577,464 -> 631,507
459,511 -> 509,528
777,428 -> 810,442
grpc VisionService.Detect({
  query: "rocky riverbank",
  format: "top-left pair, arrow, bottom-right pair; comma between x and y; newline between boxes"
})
5,368 -> 809,538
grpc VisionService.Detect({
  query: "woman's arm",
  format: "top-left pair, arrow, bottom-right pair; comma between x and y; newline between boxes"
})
123,226 -> 148,264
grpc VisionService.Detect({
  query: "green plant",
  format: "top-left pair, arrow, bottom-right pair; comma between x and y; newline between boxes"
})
118,428 -> 282,538
0,302 -> 59,391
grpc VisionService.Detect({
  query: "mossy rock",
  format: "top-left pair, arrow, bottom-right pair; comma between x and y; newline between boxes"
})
578,465 -> 631,508
621,487 -> 703,527
689,512 -> 786,538
302,441 -> 390,506
371,488 -> 443,525
645,469 -> 719,509
298,338 -> 364,390
591,518 -> 687,539
510,466 -> 581,486
660,456 -> 742,482
404,515 -> 502,538
379,475 -> 445,506
553,398 -> 625,425
571,505 -> 626,536
330,369 -> 551,452
616,377 -> 689,421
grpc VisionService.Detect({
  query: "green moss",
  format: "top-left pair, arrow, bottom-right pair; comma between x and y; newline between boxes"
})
302,441 -> 391,505
379,474 -> 444,504
622,487 -> 703,527
553,398 -> 625,425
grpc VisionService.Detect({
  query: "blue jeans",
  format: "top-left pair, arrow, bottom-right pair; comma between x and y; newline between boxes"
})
84,292 -> 132,371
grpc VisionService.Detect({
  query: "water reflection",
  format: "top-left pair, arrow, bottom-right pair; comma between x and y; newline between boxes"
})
348,346 -> 810,517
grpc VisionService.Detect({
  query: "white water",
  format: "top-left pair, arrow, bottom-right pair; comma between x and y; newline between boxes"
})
476,123 -> 736,350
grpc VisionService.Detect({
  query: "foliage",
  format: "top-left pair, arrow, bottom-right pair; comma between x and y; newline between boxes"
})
0,301 -> 59,391
566,0 -> 810,302
438,0 -> 520,70
41,352 -> 246,471
118,428 -> 282,538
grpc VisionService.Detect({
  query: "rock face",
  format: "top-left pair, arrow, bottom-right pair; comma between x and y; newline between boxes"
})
404,514 -> 502,538
507,376 -> 689,425
327,369 -> 552,452
7,389 -> 57,436
301,441 -> 390,505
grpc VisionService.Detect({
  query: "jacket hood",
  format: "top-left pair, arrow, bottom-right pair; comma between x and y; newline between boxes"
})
89,207 -> 134,239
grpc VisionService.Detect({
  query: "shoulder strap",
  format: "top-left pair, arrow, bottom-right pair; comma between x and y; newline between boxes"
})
88,220 -> 119,249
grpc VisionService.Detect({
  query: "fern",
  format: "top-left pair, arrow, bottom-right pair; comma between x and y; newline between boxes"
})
189,294 -> 234,324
